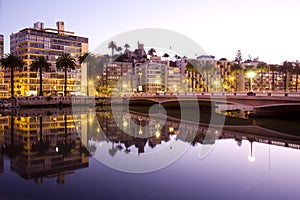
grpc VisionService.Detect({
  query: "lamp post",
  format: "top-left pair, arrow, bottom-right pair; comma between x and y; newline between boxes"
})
213,80 -> 219,92
138,72 -> 142,92
248,140 -> 255,162
247,71 -> 256,92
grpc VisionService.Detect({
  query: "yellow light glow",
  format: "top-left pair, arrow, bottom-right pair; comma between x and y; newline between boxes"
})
155,130 -> 161,138
247,71 -> 256,78
248,155 -> 255,162
123,121 -> 128,127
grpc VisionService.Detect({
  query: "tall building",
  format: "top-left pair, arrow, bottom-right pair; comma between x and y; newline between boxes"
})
0,34 -> 3,58
135,61 -> 181,92
8,22 -> 88,96
0,34 -> 9,97
4,113 -> 89,184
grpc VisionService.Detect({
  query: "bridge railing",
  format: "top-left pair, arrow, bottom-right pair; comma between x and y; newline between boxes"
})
130,91 -> 300,98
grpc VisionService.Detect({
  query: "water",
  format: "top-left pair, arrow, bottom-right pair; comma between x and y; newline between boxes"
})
0,106 -> 300,200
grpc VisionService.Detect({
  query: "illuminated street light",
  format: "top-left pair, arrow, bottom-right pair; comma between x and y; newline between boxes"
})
248,141 -> 255,162
155,130 -> 161,138
247,71 -> 256,92
214,80 -> 219,92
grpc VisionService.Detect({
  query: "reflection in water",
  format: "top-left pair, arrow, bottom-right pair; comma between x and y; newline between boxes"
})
0,112 -> 90,184
94,107 -> 300,156
0,106 -> 300,183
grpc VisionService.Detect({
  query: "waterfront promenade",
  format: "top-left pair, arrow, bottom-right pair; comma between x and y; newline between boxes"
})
0,92 -> 299,117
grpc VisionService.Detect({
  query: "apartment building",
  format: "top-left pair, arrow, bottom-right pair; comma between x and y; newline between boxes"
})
8,22 -> 88,96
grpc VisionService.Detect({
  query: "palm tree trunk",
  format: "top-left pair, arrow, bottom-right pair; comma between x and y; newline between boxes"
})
272,70 -> 275,91
11,116 -> 14,145
285,71 -> 289,92
206,73 -> 209,92
296,70 -> 299,92
64,68 -> 67,96
64,114 -> 68,142
260,72 -> 263,91
10,69 -> 14,98
192,71 -> 194,92
39,68 -> 43,96
235,72 -> 238,92
39,116 -> 43,142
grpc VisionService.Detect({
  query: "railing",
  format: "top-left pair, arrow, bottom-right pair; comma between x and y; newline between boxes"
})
129,92 -> 300,98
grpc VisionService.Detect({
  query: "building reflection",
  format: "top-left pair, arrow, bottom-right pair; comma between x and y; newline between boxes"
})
95,107 -> 300,156
0,110 -> 90,184
0,107 -> 300,182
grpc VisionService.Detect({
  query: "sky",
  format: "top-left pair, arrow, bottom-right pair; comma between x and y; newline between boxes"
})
0,0 -> 300,64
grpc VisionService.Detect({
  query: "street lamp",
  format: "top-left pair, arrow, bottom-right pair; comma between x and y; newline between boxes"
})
122,83 -> 128,94
248,141 -> 255,162
247,71 -> 256,92
138,72 -> 142,92
213,80 -> 219,92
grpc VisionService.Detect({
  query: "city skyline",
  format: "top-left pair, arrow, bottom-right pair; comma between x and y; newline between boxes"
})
1,0 -> 300,64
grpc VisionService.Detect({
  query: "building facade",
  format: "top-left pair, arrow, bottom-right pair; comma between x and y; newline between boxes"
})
0,34 -> 9,97
8,22 -> 88,96
0,34 -> 3,58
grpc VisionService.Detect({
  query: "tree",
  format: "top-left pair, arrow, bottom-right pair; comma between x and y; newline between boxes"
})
148,48 -> 156,57
162,53 -> 169,60
235,50 -> 243,64
31,116 -> 50,155
124,43 -> 130,52
116,46 -> 123,54
57,114 -> 76,156
0,54 -> 25,97
79,52 -> 98,79
30,56 -> 51,96
108,41 -> 117,57
56,53 -> 77,96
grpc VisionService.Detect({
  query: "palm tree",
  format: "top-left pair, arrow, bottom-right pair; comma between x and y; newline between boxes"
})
56,53 -> 77,96
124,43 -> 130,52
31,116 -> 50,155
108,41 -> 117,57
148,48 -> 156,57
57,115 -> 76,156
79,52 -> 98,79
30,56 -> 51,96
162,53 -> 169,60
0,54 -> 25,97
116,46 -> 123,54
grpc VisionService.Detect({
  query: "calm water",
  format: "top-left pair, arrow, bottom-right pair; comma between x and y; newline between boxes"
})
0,106 -> 300,200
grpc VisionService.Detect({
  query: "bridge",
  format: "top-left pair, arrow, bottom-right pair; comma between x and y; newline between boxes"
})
124,92 -> 300,116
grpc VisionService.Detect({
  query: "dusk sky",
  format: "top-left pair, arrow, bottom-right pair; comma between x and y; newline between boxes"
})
1,0 -> 300,64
